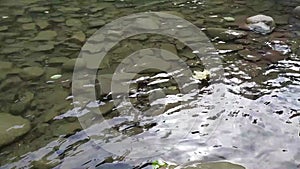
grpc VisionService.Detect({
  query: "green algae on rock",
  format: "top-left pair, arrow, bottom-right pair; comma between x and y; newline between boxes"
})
0,113 -> 31,148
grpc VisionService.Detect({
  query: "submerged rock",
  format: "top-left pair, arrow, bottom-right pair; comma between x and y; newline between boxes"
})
0,113 -> 31,148
62,58 -> 86,71
66,18 -> 82,27
33,44 -> 55,51
0,61 -> 13,70
71,31 -> 86,43
0,26 -> 8,32
10,92 -> 34,115
19,66 -> 45,80
22,23 -> 36,30
0,76 -> 22,91
246,14 -> 275,35
33,30 -> 57,41
205,28 -> 247,41
35,20 -> 50,29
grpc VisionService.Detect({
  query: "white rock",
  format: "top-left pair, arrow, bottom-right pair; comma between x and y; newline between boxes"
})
246,14 -> 275,35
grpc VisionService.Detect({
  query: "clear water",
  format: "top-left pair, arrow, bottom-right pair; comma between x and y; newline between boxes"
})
0,0 -> 299,169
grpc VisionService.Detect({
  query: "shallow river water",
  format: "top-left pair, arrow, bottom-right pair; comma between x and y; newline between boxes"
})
0,0 -> 300,169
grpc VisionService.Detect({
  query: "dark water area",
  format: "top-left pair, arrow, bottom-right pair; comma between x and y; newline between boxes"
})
0,0 -> 300,169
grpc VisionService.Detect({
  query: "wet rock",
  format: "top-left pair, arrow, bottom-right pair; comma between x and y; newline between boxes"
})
135,17 -> 160,30
246,14 -> 275,35
273,15 -> 289,25
71,31 -> 86,43
10,92 -> 34,115
262,50 -> 285,63
51,17 -> 65,23
31,158 -> 57,169
42,104 -> 68,122
0,76 -> 22,91
33,30 -> 57,41
293,6 -> 300,19
33,43 -> 54,51
160,43 -> 178,60
66,18 -> 82,27
22,23 -> 36,30
90,7 -> 105,13
238,49 -> 262,62
149,89 -> 166,103
48,57 -> 69,66
96,163 -> 132,169
204,17 -> 224,24
88,20 -> 106,28
17,17 -> 33,23
130,34 -> 148,41
45,67 -> 61,80
35,20 -> 50,29
29,7 -> 49,12
99,101 -> 114,116
0,61 -> 13,70
0,26 -> 8,32
216,44 -> 244,52
0,32 -> 20,38
126,55 -> 171,73
205,28 -> 247,41
194,19 -> 204,26
162,11 -> 185,18
0,113 -> 31,148
52,121 -> 82,136
0,47 -> 22,54
58,7 -> 81,13
182,49 -> 196,59
234,39 -> 252,45
182,162 -> 245,169
19,66 -> 45,80
62,58 -> 86,71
